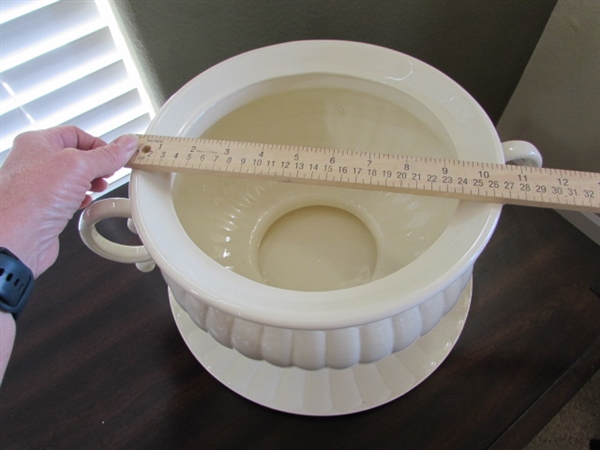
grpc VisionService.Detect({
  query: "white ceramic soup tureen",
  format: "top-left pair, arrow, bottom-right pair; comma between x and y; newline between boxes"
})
80,41 -> 541,394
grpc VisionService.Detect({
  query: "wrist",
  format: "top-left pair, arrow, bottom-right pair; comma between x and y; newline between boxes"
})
0,310 -> 16,381
0,232 -> 39,280
0,197 -> 40,279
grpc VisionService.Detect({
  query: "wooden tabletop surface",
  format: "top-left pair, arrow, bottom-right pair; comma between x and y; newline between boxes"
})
1,184 -> 598,450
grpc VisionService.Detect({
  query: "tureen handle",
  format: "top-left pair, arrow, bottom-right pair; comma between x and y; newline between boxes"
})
501,140 -> 543,167
78,198 -> 155,272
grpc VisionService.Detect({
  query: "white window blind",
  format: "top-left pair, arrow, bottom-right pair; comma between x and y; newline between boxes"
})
0,0 -> 155,189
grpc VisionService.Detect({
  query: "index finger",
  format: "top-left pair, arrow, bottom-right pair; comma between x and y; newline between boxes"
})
51,125 -> 107,151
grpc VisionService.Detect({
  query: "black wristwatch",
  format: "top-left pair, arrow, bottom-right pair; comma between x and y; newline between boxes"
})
0,248 -> 35,319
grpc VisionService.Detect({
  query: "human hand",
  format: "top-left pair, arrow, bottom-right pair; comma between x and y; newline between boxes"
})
0,126 -> 138,278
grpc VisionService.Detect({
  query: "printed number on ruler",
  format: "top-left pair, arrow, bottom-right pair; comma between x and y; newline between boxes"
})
127,135 -> 600,213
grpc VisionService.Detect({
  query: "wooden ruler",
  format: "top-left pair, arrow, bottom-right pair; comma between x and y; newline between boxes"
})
127,135 -> 600,213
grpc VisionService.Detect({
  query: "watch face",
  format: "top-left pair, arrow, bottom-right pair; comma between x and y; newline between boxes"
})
0,248 -> 34,318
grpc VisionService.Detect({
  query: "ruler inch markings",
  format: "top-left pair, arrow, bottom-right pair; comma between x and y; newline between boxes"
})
127,135 -> 600,213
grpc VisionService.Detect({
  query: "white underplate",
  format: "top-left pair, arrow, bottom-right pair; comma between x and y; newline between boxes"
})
169,278 -> 471,416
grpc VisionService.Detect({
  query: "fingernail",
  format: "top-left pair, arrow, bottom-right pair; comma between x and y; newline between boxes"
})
114,134 -> 138,151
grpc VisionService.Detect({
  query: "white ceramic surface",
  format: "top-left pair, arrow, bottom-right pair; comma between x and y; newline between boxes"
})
79,41 -> 542,372
169,278 -> 471,416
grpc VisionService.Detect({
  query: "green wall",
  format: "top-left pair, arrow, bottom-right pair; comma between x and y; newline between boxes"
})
118,0 -> 556,124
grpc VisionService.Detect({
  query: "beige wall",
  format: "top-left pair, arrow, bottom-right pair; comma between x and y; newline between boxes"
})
497,0 -> 599,243
497,0 -> 599,174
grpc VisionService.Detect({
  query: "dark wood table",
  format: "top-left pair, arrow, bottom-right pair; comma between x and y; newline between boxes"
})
1,184 -> 599,449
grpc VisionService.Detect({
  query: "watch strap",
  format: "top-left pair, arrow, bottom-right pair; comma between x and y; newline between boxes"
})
0,248 -> 34,319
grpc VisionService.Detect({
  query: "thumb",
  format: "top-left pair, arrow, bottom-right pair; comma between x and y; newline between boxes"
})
85,134 -> 139,178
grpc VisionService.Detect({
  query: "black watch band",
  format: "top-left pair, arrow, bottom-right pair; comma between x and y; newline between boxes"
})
0,248 -> 34,319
